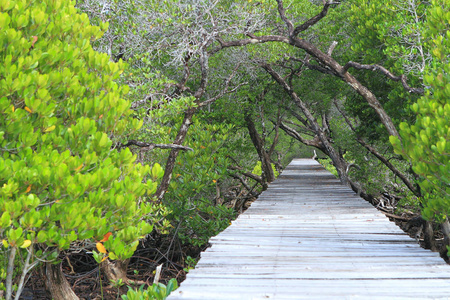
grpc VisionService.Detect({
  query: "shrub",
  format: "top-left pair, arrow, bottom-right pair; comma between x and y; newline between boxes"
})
0,0 -> 164,298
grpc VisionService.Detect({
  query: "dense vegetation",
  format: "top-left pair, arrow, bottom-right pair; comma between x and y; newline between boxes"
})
0,0 -> 448,299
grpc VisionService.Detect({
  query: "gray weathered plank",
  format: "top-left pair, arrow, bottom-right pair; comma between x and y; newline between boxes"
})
168,159 -> 450,299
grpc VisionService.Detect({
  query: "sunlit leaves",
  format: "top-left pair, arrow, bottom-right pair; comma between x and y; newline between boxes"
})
0,1 -> 167,296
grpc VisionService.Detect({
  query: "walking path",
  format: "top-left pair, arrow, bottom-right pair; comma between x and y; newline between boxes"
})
168,159 -> 450,299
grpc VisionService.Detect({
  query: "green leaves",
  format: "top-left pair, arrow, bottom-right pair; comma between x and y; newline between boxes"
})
0,1 -> 168,298
121,278 -> 179,300
391,0 -> 450,222
151,163 -> 164,180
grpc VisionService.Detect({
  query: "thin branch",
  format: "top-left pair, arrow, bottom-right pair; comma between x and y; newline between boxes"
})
210,35 -> 289,55
229,173 -> 259,196
268,108 -> 282,156
286,106 -> 310,128
116,140 -> 193,151
228,166 -> 263,183
288,55 -> 336,76
275,0 -> 294,34
200,63 -> 246,107
327,41 -> 338,56
333,100 -> 420,196
280,119 -> 315,136
194,49 -> 209,99
342,61 -> 424,94
279,121 -> 322,148
293,2 -> 332,36
176,54 -> 192,94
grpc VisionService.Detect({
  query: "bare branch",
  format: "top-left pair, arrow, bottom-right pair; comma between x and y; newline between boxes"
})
229,173 -> 259,196
194,50 -> 209,99
275,0 -> 294,34
130,98 -> 148,110
293,2 -> 332,36
343,61 -> 424,94
286,107 -> 310,128
279,121 -> 323,148
200,63 -> 246,107
228,166 -> 263,183
288,56 -> 336,76
327,41 -> 338,56
176,55 -> 192,93
210,35 -> 289,55
116,140 -> 194,152
280,119 -> 315,136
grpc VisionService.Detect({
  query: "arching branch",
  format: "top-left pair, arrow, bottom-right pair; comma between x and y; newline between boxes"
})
279,121 -> 323,149
343,61 -> 424,94
293,1 -> 334,36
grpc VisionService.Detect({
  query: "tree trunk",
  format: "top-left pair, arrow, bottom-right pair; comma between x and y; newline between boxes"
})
245,114 -> 275,185
100,259 -> 130,284
423,221 -> 437,251
440,219 -> 450,260
154,110 -> 195,200
42,262 -> 79,300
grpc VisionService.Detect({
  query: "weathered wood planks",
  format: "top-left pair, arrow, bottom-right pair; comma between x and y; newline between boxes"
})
168,159 -> 450,299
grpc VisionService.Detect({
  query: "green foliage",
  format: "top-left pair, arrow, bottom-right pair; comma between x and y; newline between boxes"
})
164,118 -> 236,246
390,0 -> 450,221
340,0 -> 425,141
0,0 -> 167,297
121,279 -> 178,300
183,255 -> 197,273
252,161 -> 279,178
318,158 -> 338,178
396,194 -> 421,215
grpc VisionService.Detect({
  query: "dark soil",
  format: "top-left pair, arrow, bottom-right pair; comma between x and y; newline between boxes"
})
22,231 -> 207,300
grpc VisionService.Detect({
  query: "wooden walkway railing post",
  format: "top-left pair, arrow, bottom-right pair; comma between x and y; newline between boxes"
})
168,159 -> 450,299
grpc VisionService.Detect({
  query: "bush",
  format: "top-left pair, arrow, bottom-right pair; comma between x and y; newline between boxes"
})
121,279 -> 178,300
0,0 -> 164,298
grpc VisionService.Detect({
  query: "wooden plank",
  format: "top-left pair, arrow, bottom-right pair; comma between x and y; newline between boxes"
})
167,159 -> 450,299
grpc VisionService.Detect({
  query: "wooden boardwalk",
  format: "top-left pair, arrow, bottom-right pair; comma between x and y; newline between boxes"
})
168,159 -> 450,299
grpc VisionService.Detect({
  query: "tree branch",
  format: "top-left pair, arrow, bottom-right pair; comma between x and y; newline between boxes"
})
280,119 -> 315,137
200,63 -> 246,107
288,55 -> 337,76
228,166 -> 263,183
229,173 -> 259,196
210,35 -> 289,55
327,41 -> 338,56
342,61 -> 424,94
194,49 -> 209,99
275,0 -> 294,34
279,121 -> 323,149
268,108 -> 282,157
333,100 -> 420,196
116,140 -> 194,151
286,106 -> 310,128
293,2 -> 332,36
